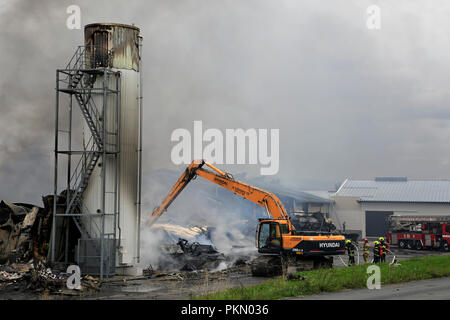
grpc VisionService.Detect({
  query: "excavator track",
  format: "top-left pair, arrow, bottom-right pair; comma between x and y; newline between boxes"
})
251,255 -> 285,277
250,254 -> 333,277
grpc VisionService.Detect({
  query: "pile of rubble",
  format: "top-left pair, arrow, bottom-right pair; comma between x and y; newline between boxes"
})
147,223 -> 221,271
160,238 -> 226,271
0,260 -> 100,296
146,223 -> 256,273
0,197 -> 57,264
0,195 -> 100,298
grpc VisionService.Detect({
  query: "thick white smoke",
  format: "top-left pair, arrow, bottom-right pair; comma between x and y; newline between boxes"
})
138,168 -> 261,270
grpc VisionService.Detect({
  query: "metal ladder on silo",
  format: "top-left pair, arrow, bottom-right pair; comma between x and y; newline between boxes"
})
58,46 -> 120,276
67,48 -> 104,151
64,47 -> 104,226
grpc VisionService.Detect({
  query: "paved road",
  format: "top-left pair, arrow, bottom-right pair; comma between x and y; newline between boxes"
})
287,277 -> 450,300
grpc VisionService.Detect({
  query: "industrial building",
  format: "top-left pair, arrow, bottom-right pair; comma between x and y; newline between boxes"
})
274,188 -> 333,218
330,177 -> 450,238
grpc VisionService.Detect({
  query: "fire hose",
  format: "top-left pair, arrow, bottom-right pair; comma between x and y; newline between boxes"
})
370,248 -> 397,264
338,255 -> 348,267
355,244 -> 360,265
387,249 -> 398,265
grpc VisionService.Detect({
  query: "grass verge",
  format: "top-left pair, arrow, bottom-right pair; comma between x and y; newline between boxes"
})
195,254 -> 450,300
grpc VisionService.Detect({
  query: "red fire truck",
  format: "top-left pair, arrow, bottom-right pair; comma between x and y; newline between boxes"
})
386,215 -> 450,251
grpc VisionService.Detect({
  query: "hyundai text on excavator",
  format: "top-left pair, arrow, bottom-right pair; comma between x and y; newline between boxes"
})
147,160 -> 346,276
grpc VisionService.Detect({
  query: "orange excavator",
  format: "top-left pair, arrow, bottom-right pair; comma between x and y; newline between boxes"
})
148,159 -> 346,276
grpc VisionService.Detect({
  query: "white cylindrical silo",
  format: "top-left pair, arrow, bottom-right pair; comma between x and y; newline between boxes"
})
82,23 -> 142,273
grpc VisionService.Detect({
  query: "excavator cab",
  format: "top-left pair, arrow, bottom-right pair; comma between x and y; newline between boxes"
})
257,220 -> 289,253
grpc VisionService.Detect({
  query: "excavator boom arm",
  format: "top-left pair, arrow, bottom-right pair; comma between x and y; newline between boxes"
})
195,168 -> 290,221
147,160 -> 205,226
147,160 -> 293,230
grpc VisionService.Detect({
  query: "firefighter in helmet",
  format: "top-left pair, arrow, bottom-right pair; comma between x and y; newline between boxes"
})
379,237 -> 387,263
345,239 -> 356,266
362,238 -> 370,263
373,240 -> 381,263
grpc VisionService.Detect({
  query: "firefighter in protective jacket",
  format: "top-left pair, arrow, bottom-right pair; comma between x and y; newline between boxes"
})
373,240 -> 381,263
379,237 -> 388,263
362,238 -> 370,263
345,240 -> 356,266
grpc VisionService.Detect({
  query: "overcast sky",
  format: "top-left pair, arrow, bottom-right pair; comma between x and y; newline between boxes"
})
1,0 -> 450,204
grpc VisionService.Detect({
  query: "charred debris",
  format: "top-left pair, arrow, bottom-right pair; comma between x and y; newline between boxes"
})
147,223 -> 255,274
0,193 -> 254,297
0,194 -> 99,296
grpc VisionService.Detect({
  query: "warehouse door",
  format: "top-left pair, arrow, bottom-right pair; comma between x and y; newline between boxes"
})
365,211 -> 393,237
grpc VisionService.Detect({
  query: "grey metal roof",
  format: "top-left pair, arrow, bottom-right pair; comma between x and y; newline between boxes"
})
335,178 -> 450,203
271,187 -> 333,203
